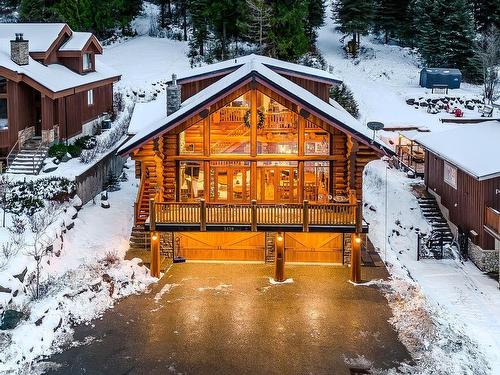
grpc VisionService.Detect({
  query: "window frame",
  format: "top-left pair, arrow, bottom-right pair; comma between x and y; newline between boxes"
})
83,53 -> 93,72
87,89 -> 94,106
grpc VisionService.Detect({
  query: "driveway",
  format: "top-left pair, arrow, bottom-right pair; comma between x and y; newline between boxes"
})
45,263 -> 410,375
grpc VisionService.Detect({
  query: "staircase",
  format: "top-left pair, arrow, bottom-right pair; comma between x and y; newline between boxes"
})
7,137 -> 48,175
418,194 -> 453,255
135,165 -> 159,226
126,225 -> 151,264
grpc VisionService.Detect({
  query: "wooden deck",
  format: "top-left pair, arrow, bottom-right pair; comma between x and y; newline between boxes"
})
147,199 -> 366,233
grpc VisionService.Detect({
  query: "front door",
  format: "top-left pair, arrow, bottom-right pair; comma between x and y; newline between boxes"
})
259,167 -> 298,203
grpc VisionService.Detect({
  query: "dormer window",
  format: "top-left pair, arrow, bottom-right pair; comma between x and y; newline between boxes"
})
83,53 -> 92,71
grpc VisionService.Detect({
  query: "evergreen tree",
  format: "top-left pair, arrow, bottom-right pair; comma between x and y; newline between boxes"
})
208,0 -> 245,60
473,0 -> 500,32
267,0 -> 309,60
373,0 -> 410,43
305,0 -> 326,43
0,0 -> 20,21
330,84 -> 359,118
333,0 -> 374,55
189,0 -> 210,59
19,0 -> 57,22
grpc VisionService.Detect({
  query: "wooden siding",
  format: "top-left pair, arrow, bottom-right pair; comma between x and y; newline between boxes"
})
180,71 -> 332,102
0,81 -> 37,154
425,150 -> 500,249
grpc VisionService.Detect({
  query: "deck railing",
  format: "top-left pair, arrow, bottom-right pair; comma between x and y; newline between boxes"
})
151,199 -> 360,231
485,207 -> 500,236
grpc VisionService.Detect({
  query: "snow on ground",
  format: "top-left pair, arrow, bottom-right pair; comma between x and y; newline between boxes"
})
363,160 -> 500,374
316,22 -> 490,139
0,160 -> 156,374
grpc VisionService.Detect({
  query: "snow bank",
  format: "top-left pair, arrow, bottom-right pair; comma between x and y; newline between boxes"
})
363,160 -> 499,374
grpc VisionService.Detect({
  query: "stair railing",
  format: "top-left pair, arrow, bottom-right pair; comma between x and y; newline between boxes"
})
32,140 -> 47,174
5,138 -> 20,170
134,167 -> 148,225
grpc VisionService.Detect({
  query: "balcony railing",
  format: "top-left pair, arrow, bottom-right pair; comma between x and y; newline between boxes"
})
485,207 -> 500,238
149,199 -> 362,233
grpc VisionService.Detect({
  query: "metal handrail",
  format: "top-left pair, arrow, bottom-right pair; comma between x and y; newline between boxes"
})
5,138 -> 20,170
31,139 -> 47,174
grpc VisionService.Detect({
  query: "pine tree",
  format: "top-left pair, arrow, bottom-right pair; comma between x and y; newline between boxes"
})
333,0 -> 374,55
19,0 -> 58,22
267,0 -> 309,60
373,0 -> 410,43
473,0 -> 500,32
0,0 -> 20,21
330,84 -> 359,118
305,0 -> 326,43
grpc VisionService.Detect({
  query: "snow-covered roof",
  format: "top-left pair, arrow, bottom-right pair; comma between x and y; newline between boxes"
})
128,94 -> 166,134
175,54 -> 342,84
0,23 -> 66,52
119,59 -> 389,156
0,41 -> 119,93
60,31 -> 96,51
415,122 -> 500,180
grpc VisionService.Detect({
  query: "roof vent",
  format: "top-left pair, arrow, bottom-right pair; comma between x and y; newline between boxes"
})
11,33 -> 29,66
167,73 -> 181,116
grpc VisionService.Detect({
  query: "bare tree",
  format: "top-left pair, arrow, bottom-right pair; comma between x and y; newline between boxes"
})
0,174 -> 10,227
476,26 -> 500,105
243,0 -> 272,54
25,203 -> 61,299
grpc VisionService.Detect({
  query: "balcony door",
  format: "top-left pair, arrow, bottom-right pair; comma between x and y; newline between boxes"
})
211,165 -> 250,203
258,166 -> 298,203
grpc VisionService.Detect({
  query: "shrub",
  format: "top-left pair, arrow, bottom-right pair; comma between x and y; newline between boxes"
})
67,144 -> 82,158
74,135 -> 97,150
48,144 -> 68,160
330,84 -> 360,118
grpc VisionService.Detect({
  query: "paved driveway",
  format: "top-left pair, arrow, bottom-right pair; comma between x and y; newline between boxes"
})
46,263 -> 410,375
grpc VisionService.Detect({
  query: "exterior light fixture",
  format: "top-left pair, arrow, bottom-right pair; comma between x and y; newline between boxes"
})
354,236 -> 361,244
151,233 -> 158,241
277,234 -> 284,242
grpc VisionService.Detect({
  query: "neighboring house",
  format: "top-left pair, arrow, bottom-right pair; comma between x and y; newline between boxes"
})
119,54 -> 392,280
0,23 -> 120,168
416,123 -> 500,272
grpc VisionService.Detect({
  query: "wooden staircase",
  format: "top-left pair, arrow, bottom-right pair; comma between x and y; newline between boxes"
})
135,162 -> 160,226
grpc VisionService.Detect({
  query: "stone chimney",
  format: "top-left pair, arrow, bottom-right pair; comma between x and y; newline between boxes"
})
166,74 -> 182,116
11,33 -> 29,66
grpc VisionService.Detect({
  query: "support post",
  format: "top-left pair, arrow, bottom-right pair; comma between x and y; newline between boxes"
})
350,234 -> 362,283
150,231 -> 161,278
200,198 -> 206,231
303,200 -> 309,232
355,200 -> 363,233
274,232 -> 285,282
149,198 -> 160,278
251,199 -> 257,232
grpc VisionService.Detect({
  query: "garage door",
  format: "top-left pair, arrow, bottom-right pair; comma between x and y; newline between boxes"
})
285,233 -> 343,264
177,232 -> 265,261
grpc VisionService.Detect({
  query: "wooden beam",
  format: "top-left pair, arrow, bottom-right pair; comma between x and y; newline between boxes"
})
350,234 -> 362,283
150,231 -> 161,278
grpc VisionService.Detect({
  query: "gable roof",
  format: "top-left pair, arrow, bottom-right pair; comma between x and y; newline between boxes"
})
415,122 -> 500,181
60,31 -> 100,52
0,23 -> 67,52
175,54 -> 342,85
119,59 -> 391,156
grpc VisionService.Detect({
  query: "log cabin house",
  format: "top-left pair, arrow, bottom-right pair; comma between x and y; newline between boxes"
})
416,123 -> 500,272
119,55 -> 392,280
0,23 -> 120,171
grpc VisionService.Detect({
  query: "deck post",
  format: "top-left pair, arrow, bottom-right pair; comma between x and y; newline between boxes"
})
200,198 -> 206,231
251,200 -> 257,231
350,234 -> 362,283
149,198 -> 160,278
355,200 -> 363,232
303,200 -> 309,232
274,232 -> 285,282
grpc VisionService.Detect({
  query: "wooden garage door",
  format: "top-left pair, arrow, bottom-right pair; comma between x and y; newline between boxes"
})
285,233 -> 343,263
177,232 -> 265,261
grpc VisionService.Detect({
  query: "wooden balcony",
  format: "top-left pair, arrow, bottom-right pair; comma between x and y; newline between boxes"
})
484,207 -> 500,240
146,199 -> 366,233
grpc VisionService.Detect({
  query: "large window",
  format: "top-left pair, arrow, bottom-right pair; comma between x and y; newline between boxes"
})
179,161 -> 204,202
209,161 -> 250,202
304,122 -> 329,155
257,94 -> 298,155
0,76 -> 7,129
304,161 -> 330,203
179,121 -> 203,155
210,96 -> 251,154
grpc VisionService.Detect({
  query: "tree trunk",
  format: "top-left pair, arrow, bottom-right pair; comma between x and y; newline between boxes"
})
183,9 -> 187,41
